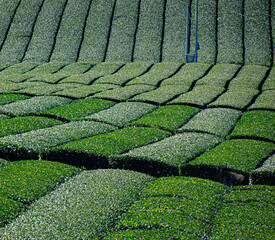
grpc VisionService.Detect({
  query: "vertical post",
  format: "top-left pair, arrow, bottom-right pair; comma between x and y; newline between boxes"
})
195,0 -> 198,62
186,5 -> 190,62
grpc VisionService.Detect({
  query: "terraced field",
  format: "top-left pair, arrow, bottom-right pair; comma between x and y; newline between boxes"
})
0,0 -> 274,239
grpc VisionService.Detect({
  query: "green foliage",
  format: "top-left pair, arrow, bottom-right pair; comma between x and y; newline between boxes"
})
0,116 -> 62,137
161,63 -> 211,86
0,169 -> 154,239
180,108 -> 242,137
27,62 -> 67,75
85,102 -> 157,127
196,64 -> 241,87
208,87 -> 259,110
0,62 -> 38,75
229,110 -> 275,142
95,62 -> 152,85
217,0 -> 243,64
245,0 -> 271,66
228,65 -> 268,89
248,90 -> 275,110
0,96 -> 72,116
128,105 -> 200,132
169,85 -> 225,107
38,99 -> 116,121
130,85 -> 189,104
127,62 -> 182,85
189,139 -> 275,173
91,84 -> 155,101
263,68 -> 275,90
0,94 -> 30,105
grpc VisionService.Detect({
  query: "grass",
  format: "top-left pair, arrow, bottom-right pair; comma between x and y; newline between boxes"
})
0,169 -> 155,239
229,110 -> 275,142
0,116 -> 62,137
180,108 -> 242,137
38,99 -> 116,121
127,105 -> 200,132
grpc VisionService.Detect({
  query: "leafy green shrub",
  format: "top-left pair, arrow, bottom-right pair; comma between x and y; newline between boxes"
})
0,169 -> 154,239
85,102 -> 157,127
162,0 -> 188,62
105,0 -> 140,62
0,120 -> 117,159
38,99 -> 116,121
95,62 -> 152,85
228,65 -> 268,89
180,108 -> 242,137
55,62 -> 93,75
0,158 -> 8,166
78,0 -> 116,61
1,73 -> 34,83
208,87 -> 259,110
91,84 -> 155,101
0,0 -> 43,63
0,114 -> 9,120
0,94 -> 30,105
251,154 -> 275,185
0,116 -> 63,137
168,85 -> 225,107
244,0 -> 271,66
133,0 -> 164,62
263,68 -> 275,90
28,73 -> 72,84
60,62 -> 123,84
23,0 -> 67,62
161,63 -> 211,86
27,62 -> 67,75
128,105 -> 200,132
130,85 -> 189,104
196,64 -> 241,87
43,127 -> 171,168
0,81 -> 49,94
229,110 -> 275,142
127,62 -> 182,86
188,139 -> 275,174
113,132 -> 223,176
49,0 -> 91,62
0,62 -> 38,76
248,90 -> 275,110
54,84 -> 119,98
0,96 -> 72,116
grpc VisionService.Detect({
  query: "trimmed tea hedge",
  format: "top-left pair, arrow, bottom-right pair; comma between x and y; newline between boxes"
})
85,102 -> 157,127
95,62 -> 152,85
133,0 -> 164,62
0,116 -> 62,137
126,62 -> 182,86
248,90 -> 275,110
130,85 -> 189,105
263,68 -> 275,90
0,94 -> 30,105
38,99 -> 116,121
187,139 -> 275,176
0,114 -> 9,120
0,96 -> 72,116
43,127 -> 171,168
0,169 -> 155,239
128,105 -> 200,132
49,0 -> 91,62
217,0 -> 243,64
208,87 -> 259,110
251,154 -> 275,185
23,0 -> 67,62
229,110 -> 275,143
196,64 -> 241,87
105,0 -> 139,62
180,108 -> 242,137
113,132 -> 223,176
228,65 -> 268,89
0,120 -> 117,159
244,0 -> 271,66
26,62 -> 67,75
0,62 -> 38,76
60,62 -> 123,85
91,84 -> 155,101
168,85 -> 225,107
161,63 -> 211,86
54,84 -> 120,99
78,0 -> 116,62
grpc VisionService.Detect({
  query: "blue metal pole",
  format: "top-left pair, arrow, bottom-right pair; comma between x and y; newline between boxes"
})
186,5 -> 190,62
195,0 -> 198,62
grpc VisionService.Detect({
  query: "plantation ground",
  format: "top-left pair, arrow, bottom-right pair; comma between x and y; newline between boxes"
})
0,0 -> 274,239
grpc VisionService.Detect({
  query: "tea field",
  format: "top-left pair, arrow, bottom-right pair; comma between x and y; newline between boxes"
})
0,0 -> 274,239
